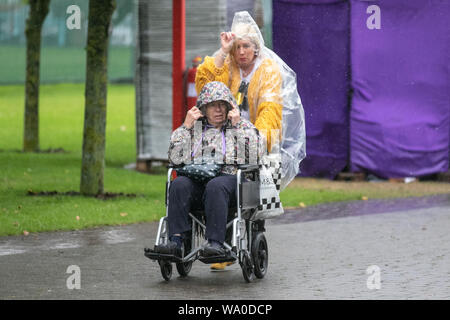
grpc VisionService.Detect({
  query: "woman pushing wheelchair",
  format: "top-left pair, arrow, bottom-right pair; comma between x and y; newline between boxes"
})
194,11 -> 307,270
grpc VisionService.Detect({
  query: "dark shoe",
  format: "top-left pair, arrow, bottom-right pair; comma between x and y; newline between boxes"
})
154,240 -> 182,257
203,240 -> 226,257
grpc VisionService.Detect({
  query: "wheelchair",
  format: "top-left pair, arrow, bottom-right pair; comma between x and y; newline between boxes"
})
144,164 -> 269,283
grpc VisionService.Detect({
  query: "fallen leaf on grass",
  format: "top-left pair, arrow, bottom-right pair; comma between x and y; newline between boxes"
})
362,196 -> 368,201
120,212 -> 128,217
298,202 -> 306,208
76,216 -> 80,221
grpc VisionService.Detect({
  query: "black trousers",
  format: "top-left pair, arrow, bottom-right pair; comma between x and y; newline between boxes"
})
167,175 -> 237,243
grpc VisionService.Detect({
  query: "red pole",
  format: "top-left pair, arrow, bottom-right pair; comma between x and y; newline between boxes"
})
172,0 -> 186,130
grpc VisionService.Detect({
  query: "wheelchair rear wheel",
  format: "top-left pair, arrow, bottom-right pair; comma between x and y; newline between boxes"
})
252,232 -> 268,279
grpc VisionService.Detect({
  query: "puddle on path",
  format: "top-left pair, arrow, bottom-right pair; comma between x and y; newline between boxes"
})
0,227 -> 136,257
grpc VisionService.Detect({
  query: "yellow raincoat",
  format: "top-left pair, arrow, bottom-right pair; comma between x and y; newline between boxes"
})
195,55 -> 283,151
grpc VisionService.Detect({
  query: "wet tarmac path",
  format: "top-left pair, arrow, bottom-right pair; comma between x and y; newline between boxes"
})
0,194 -> 449,299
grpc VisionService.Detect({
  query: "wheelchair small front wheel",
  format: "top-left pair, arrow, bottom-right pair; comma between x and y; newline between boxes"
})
241,251 -> 254,283
159,260 -> 172,281
252,232 -> 268,279
176,261 -> 192,277
176,240 -> 192,277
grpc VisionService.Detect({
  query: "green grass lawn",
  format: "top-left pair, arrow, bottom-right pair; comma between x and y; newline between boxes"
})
0,83 -> 168,236
280,187 -> 362,208
1,83 -> 447,237
0,152 -> 166,236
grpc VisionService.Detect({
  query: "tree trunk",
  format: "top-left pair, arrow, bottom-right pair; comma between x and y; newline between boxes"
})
23,0 -> 50,152
80,0 -> 116,196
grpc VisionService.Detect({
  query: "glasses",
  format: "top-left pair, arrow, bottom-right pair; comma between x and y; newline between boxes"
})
235,43 -> 253,51
206,101 -> 227,109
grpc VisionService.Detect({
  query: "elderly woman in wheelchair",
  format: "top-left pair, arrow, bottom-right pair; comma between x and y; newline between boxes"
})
145,81 -> 270,282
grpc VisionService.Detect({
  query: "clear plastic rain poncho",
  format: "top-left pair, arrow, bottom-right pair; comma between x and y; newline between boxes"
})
220,11 -> 306,190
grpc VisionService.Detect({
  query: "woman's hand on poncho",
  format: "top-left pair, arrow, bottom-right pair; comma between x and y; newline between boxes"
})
227,105 -> 241,127
220,32 -> 235,54
183,106 -> 203,129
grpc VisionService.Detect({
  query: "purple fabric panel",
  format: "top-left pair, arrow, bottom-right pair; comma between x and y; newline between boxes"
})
350,0 -> 450,178
277,0 -> 346,4
273,0 -> 351,178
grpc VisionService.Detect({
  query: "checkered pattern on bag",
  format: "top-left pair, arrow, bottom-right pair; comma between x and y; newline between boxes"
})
267,161 -> 282,191
258,196 -> 282,211
258,160 -> 282,211
257,156 -> 283,218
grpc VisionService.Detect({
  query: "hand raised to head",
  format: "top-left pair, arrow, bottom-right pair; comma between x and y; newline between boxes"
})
227,104 -> 241,127
220,32 -> 235,54
183,106 -> 203,129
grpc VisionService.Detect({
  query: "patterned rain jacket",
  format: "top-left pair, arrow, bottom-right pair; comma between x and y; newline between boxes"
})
168,81 -> 264,176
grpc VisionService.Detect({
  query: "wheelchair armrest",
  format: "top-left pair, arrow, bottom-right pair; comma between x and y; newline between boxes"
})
237,164 -> 260,173
169,164 -> 260,171
167,164 -> 184,169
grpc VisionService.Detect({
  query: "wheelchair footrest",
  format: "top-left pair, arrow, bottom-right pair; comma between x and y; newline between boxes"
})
144,247 -> 182,263
198,252 -> 237,264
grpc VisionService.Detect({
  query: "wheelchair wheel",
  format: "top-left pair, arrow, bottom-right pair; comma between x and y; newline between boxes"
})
176,261 -> 192,277
241,251 -> 254,283
176,239 -> 192,277
252,232 -> 268,279
159,260 -> 172,281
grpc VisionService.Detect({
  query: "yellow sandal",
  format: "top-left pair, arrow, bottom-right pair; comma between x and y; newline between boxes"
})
210,261 -> 235,271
